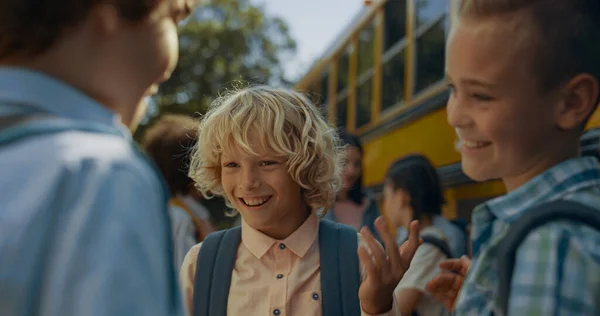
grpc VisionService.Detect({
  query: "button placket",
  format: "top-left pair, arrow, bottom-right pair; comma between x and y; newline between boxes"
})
270,242 -> 289,316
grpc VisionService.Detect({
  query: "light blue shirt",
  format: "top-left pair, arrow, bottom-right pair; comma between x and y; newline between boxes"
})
0,68 -> 183,316
456,157 -> 600,315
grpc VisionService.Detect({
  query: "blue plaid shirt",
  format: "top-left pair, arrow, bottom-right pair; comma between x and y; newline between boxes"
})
455,157 -> 600,316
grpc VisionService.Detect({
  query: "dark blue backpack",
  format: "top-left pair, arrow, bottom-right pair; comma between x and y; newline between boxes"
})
192,219 -> 361,316
493,200 -> 600,316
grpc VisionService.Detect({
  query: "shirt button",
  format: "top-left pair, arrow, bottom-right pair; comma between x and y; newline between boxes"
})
312,293 -> 319,300
273,309 -> 281,315
279,243 -> 286,250
277,274 -> 284,279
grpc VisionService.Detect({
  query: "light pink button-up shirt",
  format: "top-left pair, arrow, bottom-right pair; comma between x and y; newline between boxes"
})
180,211 -> 402,316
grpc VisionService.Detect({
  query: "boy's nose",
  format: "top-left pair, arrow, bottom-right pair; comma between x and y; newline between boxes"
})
446,96 -> 471,128
240,168 -> 260,191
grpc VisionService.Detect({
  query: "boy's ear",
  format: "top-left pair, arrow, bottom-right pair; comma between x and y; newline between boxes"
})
556,73 -> 599,130
89,3 -> 121,38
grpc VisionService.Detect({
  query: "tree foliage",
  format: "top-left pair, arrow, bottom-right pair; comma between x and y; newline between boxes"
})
135,0 -> 296,137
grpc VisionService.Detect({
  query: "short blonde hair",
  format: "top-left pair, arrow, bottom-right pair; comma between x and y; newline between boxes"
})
189,86 -> 344,213
457,0 -> 600,93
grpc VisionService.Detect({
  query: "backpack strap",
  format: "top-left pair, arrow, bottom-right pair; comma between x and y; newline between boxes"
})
421,235 -> 452,259
193,227 -> 241,316
319,219 -> 361,316
0,116 -> 123,146
494,200 -> 600,316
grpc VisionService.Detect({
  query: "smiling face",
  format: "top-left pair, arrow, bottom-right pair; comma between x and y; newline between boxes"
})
220,132 -> 309,239
445,16 -> 569,190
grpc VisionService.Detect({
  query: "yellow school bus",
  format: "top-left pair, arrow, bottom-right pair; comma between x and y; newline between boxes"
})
295,0 -> 600,222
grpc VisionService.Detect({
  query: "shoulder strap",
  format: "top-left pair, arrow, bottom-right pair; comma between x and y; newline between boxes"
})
319,219 -> 361,316
0,116 -> 123,146
193,227 -> 241,316
421,235 -> 453,258
494,200 -> 600,316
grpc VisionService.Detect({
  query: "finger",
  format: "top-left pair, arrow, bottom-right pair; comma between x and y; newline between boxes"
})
428,272 -> 464,292
426,275 -> 462,310
360,227 -> 389,274
430,290 -> 458,310
373,217 -> 401,272
459,255 -> 472,275
439,258 -> 467,273
399,220 -> 420,269
425,273 -> 458,293
358,244 -> 378,279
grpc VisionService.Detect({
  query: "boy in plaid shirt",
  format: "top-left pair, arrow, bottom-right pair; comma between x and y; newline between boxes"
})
426,0 -> 600,315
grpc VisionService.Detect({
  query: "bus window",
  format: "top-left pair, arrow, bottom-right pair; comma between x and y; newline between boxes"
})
383,0 -> 407,51
416,0 -> 447,28
358,19 -> 376,75
337,47 -> 351,92
356,76 -> 372,128
381,49 -> 406,112
415,16 -> 448,94
336,97 -> 348,129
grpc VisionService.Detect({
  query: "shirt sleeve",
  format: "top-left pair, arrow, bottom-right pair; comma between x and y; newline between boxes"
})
509,223 -> 600,316
37,165 -> 182,316
180,243 -> 203,316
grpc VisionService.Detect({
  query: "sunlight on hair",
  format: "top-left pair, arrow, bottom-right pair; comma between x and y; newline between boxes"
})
188,85 -> 346,214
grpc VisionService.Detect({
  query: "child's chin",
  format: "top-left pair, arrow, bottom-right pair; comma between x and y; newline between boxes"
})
462,163 -> 498,182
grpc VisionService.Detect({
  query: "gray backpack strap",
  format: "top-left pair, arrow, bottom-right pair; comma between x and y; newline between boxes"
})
319,219 -> 361,316
421,235 -> 452,259
193,227 -> 241,316
494,200 -> 600,316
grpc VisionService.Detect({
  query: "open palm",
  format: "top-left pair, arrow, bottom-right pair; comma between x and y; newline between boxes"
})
358,218 -> 421,314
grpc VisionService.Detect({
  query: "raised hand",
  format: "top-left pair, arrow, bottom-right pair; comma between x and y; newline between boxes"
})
358,217 -> 420,314
425,255 -> 471,311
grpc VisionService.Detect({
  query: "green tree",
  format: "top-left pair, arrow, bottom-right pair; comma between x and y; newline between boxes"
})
136,0 -> 296,135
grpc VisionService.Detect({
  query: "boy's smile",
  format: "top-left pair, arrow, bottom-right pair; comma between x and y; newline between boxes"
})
239,196 -> 272,208
455,130 -> 492,154
220,132 -> 310,239
445,16 -> 570,190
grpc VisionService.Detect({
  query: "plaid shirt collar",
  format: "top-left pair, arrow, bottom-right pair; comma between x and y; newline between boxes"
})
479,156 -> 600,224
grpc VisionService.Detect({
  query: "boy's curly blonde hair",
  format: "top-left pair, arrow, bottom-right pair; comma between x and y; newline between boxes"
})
188,85 -> 345,213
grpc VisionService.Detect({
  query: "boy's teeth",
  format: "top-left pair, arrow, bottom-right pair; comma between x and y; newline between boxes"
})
243,197 -> 269,206
463,140 -> 488,148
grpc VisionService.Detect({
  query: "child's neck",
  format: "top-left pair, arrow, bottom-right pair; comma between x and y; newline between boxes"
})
503,144 -> 579,192
260,207 -> 312,240
338,189 -> 349,202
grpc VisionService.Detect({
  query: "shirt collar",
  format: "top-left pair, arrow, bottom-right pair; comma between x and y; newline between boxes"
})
482,156 -> 600,223
241,211 -> 319,259
0,67 -> 130,139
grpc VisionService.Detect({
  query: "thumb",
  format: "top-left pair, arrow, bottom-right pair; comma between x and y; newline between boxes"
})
459,255 -> 471,275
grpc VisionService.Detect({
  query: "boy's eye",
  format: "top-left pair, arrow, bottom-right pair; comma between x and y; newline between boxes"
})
446,83 -> 456,93
472,93 -> 494,102
223,162 -> 239,168
260,161 -> 277,166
